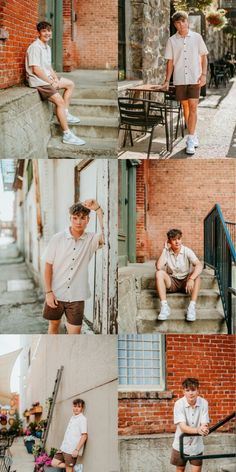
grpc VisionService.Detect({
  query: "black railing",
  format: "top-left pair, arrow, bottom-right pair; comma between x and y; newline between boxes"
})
204,204 -> 236,334
225,221 -> 236,250
180,411 -> 236,461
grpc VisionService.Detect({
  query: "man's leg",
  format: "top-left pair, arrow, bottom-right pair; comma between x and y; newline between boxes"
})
48,319 -> 61,334
66,322 -> 82,335
156,270 -> 172,300
57,78 -> 75,109
48,93 -> 69,131
51,458 -> 66,468
66,467 -> 74,472
176,467 -> 186,472
187,98 -> 199,135
191,465 -> 202,472
181,100 -> 189,128
186,276 -> 201,321
190,276 -> 201,302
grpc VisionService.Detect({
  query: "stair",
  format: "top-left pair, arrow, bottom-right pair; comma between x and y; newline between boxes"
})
119,262 -> 227,334
47,70 -> 118,158
220,464 -> 236,472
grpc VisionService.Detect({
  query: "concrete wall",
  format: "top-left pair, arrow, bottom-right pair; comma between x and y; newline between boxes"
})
19,335 -> 119,472
119,434 -> 236,472
0,88 -> 51,159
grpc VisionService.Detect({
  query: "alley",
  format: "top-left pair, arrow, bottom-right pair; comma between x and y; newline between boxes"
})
10,437 -> 35,472
119,77 -> 236,159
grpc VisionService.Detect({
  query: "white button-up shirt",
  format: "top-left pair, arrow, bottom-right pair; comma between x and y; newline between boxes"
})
173,396 -> 209,455
165,30 -> 208,85
60,413 -> 87,455
43,228 -> 102,302
25,38 -> 52,87
161,245 -> 198,280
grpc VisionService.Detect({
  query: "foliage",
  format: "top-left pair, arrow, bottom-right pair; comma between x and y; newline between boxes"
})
173,0 -> 213,12
223,25 -> 236,37
206,9 -> 228,29
8,411 -> 23,436
32,443 -> 43,457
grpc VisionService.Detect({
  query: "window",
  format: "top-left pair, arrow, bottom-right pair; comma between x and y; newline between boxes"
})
118,334 -> 165,391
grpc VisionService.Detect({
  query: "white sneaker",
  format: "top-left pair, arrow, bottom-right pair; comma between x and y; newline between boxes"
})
74,465 -> 83,472
186,303 -> 196,321
62,131 -> 86,146
158,303 -> 171,321
194,135 -> 199,148
66,112 -> 81,124
186,137 -> 195,155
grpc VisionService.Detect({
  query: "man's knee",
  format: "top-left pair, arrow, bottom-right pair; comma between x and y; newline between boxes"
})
50,93 -> 65,107
156,270 -> 165,281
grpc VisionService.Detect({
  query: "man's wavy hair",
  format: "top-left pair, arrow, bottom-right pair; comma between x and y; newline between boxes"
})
37,21 -> 52,32
182,378 -> 199,390
172,11 -> 188,23
167,229 -> 182,240
69,203 -> 90,217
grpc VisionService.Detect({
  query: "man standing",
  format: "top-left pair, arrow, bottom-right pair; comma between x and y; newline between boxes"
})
163,11 -> 208,155
43,200 -> 104,334
25,21 -> 86,146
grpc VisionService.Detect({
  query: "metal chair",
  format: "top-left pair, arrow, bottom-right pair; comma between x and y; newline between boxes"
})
118,97 -> 165,158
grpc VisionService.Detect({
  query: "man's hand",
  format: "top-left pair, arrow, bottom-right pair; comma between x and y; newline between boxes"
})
46,291 -> 58,308
50,78 -> 60,89
185,278 -> 194,294
198,74 -> 207,88
83,199 -> 100,211
197,424 -> 209,436
161,81 -> 170,91
164,240 -> 171,250
71,449 -> 79,458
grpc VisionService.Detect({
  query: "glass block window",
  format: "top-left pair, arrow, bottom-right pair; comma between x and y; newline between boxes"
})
118,334 -> 165,391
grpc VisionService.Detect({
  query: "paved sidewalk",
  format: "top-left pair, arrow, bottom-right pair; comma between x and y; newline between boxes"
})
119,77 -> 236,159
10,437 -> 35,472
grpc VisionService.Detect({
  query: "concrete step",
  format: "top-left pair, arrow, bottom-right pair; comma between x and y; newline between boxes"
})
140,273 -> 216,290
137,308 -> 227,334
0,289 -> 39,305
137,289 -> 221,310
50,117 -> 118,139
72,86 -> 117,100
68,98 -> 118,117
47,136 -> 117,158
220,464 -> 236,472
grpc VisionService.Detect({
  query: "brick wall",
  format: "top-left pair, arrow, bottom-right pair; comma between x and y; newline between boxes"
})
0,0 -> 39,88
70,0 -> 118,70
136,160 -> 236,262
118,335 -> 236,436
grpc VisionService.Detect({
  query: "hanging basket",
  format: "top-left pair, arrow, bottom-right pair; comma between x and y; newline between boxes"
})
173,0 -> 213,12
206,10 -> 228,29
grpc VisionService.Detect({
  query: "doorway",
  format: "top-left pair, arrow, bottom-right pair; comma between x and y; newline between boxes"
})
46,0 -> 63,71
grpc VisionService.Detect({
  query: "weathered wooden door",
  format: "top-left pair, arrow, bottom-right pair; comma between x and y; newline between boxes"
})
46,0 -> 63,71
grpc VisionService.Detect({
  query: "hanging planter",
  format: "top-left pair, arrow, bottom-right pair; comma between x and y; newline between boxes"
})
173,0 -> 213,12
206,9 -> 228,30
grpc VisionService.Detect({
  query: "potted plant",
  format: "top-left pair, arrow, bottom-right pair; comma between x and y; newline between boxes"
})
24,434 -> 35,453
206,9 -> 227,29
34,448 -> 62,472
173,0 -> 213,12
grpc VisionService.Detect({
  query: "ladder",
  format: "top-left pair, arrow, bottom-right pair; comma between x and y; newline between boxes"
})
42,366 -> 64,449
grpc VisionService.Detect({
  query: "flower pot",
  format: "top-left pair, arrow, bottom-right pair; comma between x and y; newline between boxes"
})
25,440 -> 35,453
35,431 -> 42,438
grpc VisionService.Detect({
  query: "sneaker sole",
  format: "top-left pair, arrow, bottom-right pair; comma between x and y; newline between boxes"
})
62,140 -> 86,146
158,315 -> 170,321
67,120 -> 81,124
186,149 -> 195,155
186,317 -> 196,322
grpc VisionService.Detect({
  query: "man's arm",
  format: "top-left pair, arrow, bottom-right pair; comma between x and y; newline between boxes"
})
162,59 -> 174,90
198,55 -> 208,87
44,262 -> 58,308
32,66 -> 52,84
72,433 -> 88,457
186,260 -> 203,294
156,248 -> 167,271
83,199 -> 104,245
179,422 -> 209,436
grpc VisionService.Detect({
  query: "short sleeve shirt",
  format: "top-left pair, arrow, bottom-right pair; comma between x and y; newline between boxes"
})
60,413 -> 87,455
25,38 -> 52,87
42,228 -> 103,301
165,31 -> 208,85
162,245 -> 199,280
172,396 -> 209,455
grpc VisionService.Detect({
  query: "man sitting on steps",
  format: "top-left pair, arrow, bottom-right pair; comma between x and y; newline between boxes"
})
156,228 -> 202,322
25,21 -> 85,146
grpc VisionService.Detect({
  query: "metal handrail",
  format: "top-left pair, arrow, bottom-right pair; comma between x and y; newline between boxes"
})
180,411 -> 236,461
204,204 -> 236,334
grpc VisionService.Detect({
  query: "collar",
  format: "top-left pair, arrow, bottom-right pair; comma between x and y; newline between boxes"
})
36,38 -> 49,49
183,396 -> 201,408
65,227 -> 87,240
176,30 -> 192,39
169,245 -> 184,256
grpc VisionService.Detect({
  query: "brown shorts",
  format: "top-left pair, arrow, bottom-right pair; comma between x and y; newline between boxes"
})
36,84 -> 58,100
54,450 -> 77,467
43,300 -> 85,326
167,275 -> 188,293
170,448 -> 203,467
175,84 -> 200,101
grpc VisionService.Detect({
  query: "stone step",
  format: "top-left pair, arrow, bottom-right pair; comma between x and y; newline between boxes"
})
137,289 -> 221,310
220,464 -> 236,472
47,136 -> 118,158
68,98 -> 118,117
137,309 -> 227,334
73,86 -> 117,100
0,289 -> 39,305
50,117 -> 118,139
140,273 -> 216,290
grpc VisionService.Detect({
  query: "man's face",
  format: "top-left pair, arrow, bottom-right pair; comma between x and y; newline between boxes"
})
70,213 -> 89,232
38,28 -> 52,43
72,404 -> 83,416
174,18 -> 189,35
169,236 -> 182,252
183,387 -> 199,405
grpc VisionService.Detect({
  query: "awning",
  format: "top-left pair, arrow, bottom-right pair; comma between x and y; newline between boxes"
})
0,349 -> 22,405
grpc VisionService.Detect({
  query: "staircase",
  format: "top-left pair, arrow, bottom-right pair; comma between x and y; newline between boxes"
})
119,262 -> 227,334
47,70 -> 118,158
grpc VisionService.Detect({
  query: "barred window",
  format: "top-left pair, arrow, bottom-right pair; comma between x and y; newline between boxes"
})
118,334 -> 165,391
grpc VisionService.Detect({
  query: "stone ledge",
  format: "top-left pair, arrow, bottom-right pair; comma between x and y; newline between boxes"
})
118,390 -> 174,400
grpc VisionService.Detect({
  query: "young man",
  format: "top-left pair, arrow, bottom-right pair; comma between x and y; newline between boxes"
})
25,21 -> 85,146
43,200 -> 104,334
171,378 -> 209,472
156,229 -> 202,321
52,398 -> 88,472
163,11 -> 208,155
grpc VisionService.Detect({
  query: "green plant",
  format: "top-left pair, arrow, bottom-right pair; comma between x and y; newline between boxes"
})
206,9 -> 228,29
32,443 -> 43,457
8,411 -> 23,436
173,0 -> 213,12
